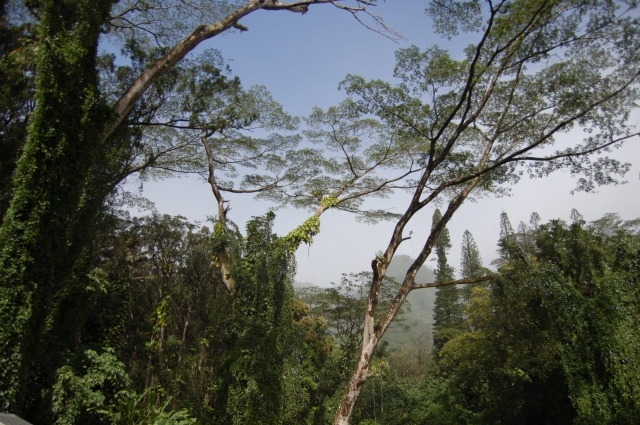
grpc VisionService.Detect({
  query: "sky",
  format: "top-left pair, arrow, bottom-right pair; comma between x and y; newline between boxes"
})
132,0 -> 640,286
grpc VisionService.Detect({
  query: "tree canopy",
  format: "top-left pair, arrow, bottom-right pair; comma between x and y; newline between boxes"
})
435,213 -> 640,424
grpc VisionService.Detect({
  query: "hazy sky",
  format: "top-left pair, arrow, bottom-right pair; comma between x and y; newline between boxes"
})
132,1 -> 640,286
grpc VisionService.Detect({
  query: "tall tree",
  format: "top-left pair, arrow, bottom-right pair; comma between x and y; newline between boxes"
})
459,230 -> 484,301
431,209 -> 464,354
0,0 -> 114,414
332,0 -> 640,422
209,212 -> 296,425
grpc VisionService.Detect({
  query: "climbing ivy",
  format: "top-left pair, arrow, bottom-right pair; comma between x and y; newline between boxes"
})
0,0 -> 115,416
320,196 -> 339,209
282,216 -> 321,253
209,212 -> 296,424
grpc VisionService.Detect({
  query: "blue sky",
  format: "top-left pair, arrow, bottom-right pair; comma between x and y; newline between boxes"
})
134,1 -> 640,286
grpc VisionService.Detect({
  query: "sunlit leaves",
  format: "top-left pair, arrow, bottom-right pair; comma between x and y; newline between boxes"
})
344,0 -> 640,203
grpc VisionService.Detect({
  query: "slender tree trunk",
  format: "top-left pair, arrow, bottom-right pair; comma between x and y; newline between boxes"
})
333,283 -> 412,425
334,343 -> 375,424
333,175 -> 483,424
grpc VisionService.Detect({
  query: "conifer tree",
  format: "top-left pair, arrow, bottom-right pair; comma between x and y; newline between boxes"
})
431,209 -> 464,354
459,230 -> 484,302
497,211 -> 521,261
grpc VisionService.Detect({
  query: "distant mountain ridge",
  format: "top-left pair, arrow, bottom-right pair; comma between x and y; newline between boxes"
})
384,255 -> 437,345
294,255 -> 437,345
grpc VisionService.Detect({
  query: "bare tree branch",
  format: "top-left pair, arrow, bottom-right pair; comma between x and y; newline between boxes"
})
412,274 -> 495,289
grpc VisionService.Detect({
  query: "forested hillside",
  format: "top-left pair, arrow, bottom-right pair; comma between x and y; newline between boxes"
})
1,1 -> 639,424
18,209 -> 635,424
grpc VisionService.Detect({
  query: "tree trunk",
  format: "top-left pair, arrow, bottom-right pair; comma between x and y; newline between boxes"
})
332,175 -> 482,424
0,0 -> 114,415
333,340 -> 376,425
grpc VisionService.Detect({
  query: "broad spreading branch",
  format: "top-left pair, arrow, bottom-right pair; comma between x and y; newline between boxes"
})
412,274 -> 495,289
102,0 -> 388,144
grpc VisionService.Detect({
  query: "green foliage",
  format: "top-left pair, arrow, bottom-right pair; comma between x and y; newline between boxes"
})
280,300 -> 334,425
516,221 -> 640,424
61,213 -> 223,423
431,214 -> 640,424
426,0 -> 483,37
283,215 -> 321,253
51,348 -> 197,425
52,348 -> 133,425
209,212 -> 296,425
33,210 -> 333,425
431,209 -> 465,354
1,12 -> 305,413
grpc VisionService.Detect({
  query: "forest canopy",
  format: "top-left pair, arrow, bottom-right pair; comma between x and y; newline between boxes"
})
0,1 -> 639,424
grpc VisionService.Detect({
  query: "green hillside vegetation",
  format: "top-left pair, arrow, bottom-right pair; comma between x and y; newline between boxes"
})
346,212 -> 640,425
382,255 -> 437,346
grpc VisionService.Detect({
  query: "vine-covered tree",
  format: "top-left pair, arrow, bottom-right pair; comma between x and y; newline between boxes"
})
208,212 -> 296,425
